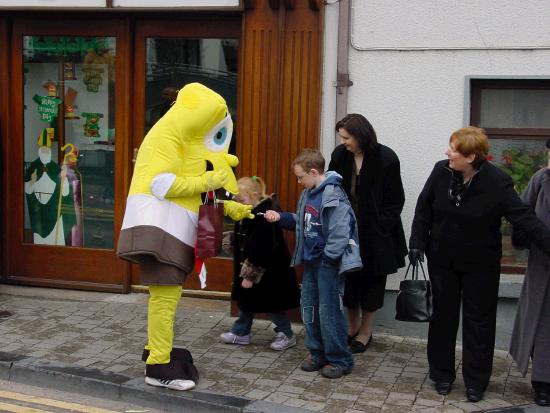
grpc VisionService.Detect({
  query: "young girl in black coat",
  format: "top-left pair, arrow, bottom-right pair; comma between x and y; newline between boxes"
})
220,176 -> 300,350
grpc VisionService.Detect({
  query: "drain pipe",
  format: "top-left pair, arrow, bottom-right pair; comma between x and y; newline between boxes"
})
334,0 -> 353,146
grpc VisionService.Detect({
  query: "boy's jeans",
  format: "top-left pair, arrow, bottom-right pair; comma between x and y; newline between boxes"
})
232,310 -> 293,337
302,261 -> 353,371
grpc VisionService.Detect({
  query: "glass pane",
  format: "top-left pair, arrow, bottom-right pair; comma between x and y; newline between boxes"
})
144,38 -> 238,135
144,37 -> 238,257
490,137 -> 547,266
480,89 -> 550,128
23,36 -> 116,249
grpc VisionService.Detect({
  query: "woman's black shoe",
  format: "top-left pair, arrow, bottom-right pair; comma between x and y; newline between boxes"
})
466,388 -> 483,402
435,382 -> 452,395
534,388 -> 549,406
349,335 -> 372,354
347,331 -> 359,346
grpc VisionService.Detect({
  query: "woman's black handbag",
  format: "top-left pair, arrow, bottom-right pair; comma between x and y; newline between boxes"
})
395,261 -> 433,322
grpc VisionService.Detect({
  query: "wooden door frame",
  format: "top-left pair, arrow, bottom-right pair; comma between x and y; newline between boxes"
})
0,17 -> 8,281
131,15 -> 241,292
4,17 -> 132,292
0,2 -> 323,295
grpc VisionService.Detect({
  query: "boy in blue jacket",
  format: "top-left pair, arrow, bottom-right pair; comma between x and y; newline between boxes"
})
265,149 -> 361,379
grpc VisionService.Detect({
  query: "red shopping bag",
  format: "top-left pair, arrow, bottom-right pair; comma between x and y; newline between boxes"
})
196,192 -> 224,259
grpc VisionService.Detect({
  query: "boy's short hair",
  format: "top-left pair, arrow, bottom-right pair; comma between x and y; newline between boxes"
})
291,149 -> 325,173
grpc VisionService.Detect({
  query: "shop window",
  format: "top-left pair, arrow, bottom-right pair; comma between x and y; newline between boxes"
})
23,36 -> 116,249
471,79 -> 550,271
144,38 -> 238,138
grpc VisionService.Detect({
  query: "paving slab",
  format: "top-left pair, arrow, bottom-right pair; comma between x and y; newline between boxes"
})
0,285 -> 542,413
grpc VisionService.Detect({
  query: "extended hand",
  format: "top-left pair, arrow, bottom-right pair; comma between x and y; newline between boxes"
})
223,200 -> 254,221
408,249 -> 425,266
264,210 -> 280,223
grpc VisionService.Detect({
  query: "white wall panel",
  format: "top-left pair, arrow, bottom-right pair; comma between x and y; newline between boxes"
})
346,49 -> 550,245
351,0 -> 550,49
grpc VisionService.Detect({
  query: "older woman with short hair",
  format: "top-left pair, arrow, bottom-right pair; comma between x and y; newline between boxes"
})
409,126 -> 550,403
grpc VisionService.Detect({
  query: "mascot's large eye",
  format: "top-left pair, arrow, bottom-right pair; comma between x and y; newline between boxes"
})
214,128 -> 227,145
203,114 -> 233,152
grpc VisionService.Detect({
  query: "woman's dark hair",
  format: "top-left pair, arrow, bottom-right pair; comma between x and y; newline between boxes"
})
335,113 -> 378,152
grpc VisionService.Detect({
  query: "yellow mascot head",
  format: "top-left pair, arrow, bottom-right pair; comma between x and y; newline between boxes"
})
163,82 -> 238,194
130,82 -> 239,203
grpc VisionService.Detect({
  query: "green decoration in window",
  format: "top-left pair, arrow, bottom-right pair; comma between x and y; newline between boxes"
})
82,66 -> 104,92
82,112 -> 103,138
28,36 -> 108,57
33,94 -> 62,122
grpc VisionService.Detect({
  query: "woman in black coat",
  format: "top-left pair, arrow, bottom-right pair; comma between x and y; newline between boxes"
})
409,126 -> 550,402
220,176 -> 300,350
329,114 -> 407,354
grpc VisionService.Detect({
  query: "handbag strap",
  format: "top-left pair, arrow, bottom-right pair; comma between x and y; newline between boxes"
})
403,262 -> 413,279
417,261 -> 427,281
203,190 -> 219,206
404,261 -> 427,281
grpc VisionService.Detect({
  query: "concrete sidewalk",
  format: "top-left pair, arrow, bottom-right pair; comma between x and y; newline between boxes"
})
0,285 -> 539,413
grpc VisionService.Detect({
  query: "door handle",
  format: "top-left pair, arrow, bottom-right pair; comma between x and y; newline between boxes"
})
132,147 -> 139,164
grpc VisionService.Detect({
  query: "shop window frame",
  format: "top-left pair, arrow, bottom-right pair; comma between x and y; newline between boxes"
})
3,17 -> 132,292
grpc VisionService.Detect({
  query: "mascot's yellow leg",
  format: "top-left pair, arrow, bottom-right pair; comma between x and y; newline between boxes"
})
145,285 -> 183,365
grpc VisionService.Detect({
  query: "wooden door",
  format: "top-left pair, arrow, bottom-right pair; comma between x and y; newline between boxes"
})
3,18 -> 132,292
131,16 -> 241,292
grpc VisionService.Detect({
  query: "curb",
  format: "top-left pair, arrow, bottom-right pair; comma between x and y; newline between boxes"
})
0,351 -> 315,413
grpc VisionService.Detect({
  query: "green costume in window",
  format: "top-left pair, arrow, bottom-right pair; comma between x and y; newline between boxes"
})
24,129 -> 75,246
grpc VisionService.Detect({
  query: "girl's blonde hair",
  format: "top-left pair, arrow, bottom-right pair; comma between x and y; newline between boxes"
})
237,176 -> 269,205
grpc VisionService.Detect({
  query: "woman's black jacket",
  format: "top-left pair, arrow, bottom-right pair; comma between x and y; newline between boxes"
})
329,143 -> 407,277
409,160 -> 550,271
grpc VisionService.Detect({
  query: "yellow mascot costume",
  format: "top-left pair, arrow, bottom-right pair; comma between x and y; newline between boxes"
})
118,83 -> 252,391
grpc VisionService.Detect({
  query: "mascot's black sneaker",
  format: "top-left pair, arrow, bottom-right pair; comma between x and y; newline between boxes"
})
144,376 -> 195,391
145,359 -> 197,391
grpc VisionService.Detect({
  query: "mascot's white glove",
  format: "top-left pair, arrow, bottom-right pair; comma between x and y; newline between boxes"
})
223,200 -> 254,221
153,169 -> 231,199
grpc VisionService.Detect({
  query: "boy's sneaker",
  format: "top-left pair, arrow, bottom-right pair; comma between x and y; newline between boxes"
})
320,364 -> 351,379
269,332 -> 297,351
220,331 -> 251,345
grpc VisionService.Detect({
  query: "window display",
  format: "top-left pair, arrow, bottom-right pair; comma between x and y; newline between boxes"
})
23,35 -> 116,249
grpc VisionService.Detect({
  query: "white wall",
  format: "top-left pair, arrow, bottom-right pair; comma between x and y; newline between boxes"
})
351,0 -> 550,50
321,0 -> 550,249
